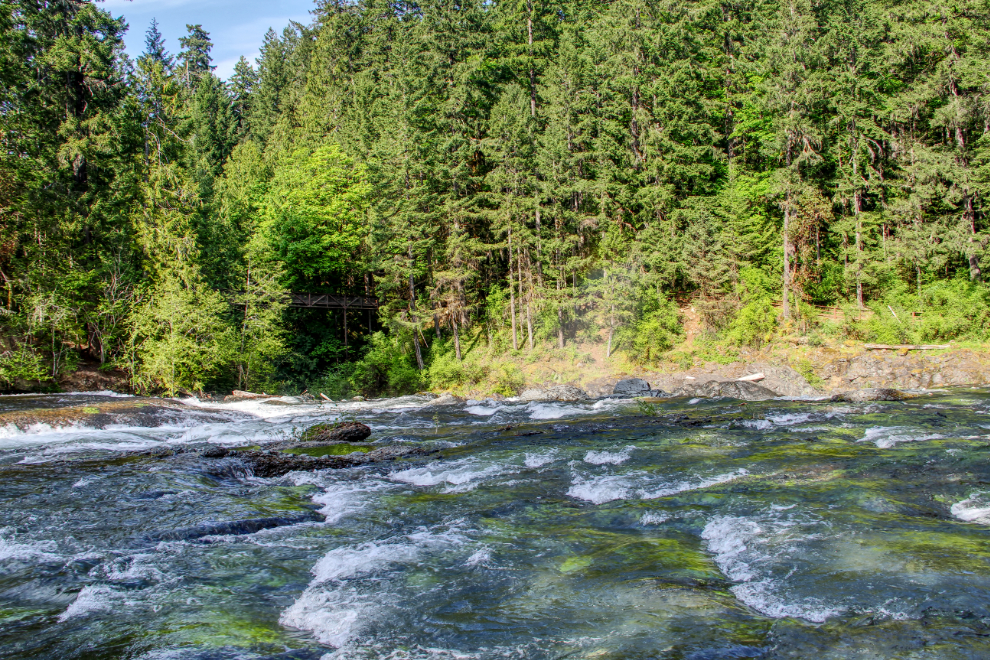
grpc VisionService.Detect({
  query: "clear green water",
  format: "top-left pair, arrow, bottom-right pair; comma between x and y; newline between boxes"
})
1,389 -> 990,659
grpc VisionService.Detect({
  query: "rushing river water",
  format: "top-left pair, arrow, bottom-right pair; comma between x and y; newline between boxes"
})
3,388 -> 990,659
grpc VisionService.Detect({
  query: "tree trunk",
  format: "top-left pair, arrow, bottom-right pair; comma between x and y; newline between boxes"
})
557,273 -> 564,349
408,252 -> 424,371
607,304 -> 615,358
508,227 -> 518,350
525,249 -> 534,349
452,317 -> 462,360
967,195 -> 982,281
412,321 -> 424,371
782,194 -> 791,320
527,3 -> 536,118
342,308 -> 348,352
854,191 -> 864,308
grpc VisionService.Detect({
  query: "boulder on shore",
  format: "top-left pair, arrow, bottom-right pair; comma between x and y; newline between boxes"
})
425,392 -> 465,407
300,421 -> 372,443
675,380 -> 779,401
830,388 -> 910,403
518,384 -> 588,402
612,378 -> 651,396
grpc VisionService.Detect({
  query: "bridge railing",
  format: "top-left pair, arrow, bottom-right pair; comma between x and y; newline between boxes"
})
224,291 -> 379,310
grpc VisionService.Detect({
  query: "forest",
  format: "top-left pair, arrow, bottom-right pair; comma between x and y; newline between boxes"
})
0,0 -> 988,396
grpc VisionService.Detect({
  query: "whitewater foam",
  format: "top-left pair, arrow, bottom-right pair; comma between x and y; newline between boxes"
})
584,446 -> 635,465
859,426 -> 943,449
566,474 -> 634,504
58,584 -> 128,621
527,403 -> 586,420
0,528 -> 59,564
702,513 -> 840,623
389,458 -> 514,492
61,390 -> 134,398
282,525 -> 469,647
640,511 -> 671,525
465,404 -> 503,416
951,492 -> 990,524
524,449 -> 559,468
639,469 -> 749,500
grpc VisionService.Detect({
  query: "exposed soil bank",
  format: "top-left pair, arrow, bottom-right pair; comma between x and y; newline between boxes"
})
574,347 -> 990,400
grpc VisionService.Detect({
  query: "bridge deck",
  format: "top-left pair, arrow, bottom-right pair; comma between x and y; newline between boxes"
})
287,293 -> 379,309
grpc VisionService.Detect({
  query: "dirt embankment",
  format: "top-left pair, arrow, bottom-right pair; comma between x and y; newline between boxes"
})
567,347 -> 990,399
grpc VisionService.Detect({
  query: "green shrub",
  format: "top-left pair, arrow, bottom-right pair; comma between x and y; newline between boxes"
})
916,279 -> 990,342
625,290 -> 682,363
793,358 -> 824,389
427,339 -> 490,390
0,345 -> 49,388
350,332 -> 422,396
308,363 -> 355,399
725,267 -> 778,348
492,363 -> 525,396
843,278 -> 990,344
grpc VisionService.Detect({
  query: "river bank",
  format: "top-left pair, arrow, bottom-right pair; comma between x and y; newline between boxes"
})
10,339 -> 989,403
420,341 -> 990,401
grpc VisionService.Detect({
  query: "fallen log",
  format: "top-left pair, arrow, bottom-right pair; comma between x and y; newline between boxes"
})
863,343 -> 950,351
736,372 -> 766,382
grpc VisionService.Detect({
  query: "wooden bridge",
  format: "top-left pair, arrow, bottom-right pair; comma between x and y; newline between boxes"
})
226,291 -> 379,310
287,293 -> 379,310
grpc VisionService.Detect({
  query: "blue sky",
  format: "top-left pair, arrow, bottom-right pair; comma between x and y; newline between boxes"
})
102,0 -> 317,79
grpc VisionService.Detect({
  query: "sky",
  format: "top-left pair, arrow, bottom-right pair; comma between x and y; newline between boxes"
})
101,0 -> 317,79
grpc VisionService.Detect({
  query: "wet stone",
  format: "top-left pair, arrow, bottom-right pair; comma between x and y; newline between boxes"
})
299,421 -> 372,443
830,388 -> 911,402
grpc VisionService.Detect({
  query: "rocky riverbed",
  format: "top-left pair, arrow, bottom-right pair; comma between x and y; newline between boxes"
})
3,386 -> 990,659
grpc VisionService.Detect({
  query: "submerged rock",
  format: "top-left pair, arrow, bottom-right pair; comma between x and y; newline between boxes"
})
147,512 -> 324,542
519,384 -> 588,402
233,445 -> 434,478
613,378 -> 651,396
201,446 -> 231,459
675,380 -> 779,401
830,388 -> 910,403
299,421 -> 372,443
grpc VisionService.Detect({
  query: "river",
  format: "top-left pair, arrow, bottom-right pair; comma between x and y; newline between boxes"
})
2,388 -> 990,659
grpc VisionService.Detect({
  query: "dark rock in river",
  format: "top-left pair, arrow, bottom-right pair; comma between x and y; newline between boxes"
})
830,388 -> 910,403
675,380 -> 779,401
519,384 -> 588,402
227,445 -> 434,478
147,512 -> 324,542
300,421 -> 372,443
613,378 -> 651,396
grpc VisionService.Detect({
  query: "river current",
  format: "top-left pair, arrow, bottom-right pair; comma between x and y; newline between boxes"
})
2,388 -> 990,659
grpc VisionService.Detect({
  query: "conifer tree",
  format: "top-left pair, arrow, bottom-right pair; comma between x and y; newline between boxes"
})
142,18 -> 173,70
178,24 -> 214,85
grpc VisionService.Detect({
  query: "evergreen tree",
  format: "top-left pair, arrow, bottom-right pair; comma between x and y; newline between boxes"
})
142,18 -> 172,70
178,24 -> 214,85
